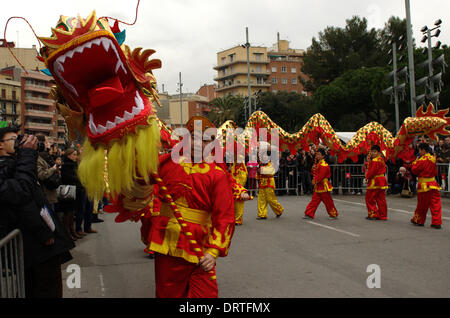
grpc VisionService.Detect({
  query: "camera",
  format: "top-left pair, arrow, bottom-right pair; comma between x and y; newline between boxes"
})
37,141 -> 45,152
14,134 -> 24,151
13,134 -> 45,152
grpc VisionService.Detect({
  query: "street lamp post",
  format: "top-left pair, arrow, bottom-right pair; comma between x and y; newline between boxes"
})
178,72 -> 183,128
405,0 -> 417,116
245,27 -> 251,120
418,20 -> 445,107
383,37 -> 408,132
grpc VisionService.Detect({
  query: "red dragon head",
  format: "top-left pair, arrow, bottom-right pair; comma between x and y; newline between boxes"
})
39,11 -> 161,146
38,11 -> 162,200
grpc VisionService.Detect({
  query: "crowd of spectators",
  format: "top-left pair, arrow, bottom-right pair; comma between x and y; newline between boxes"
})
0,127 -> 106,297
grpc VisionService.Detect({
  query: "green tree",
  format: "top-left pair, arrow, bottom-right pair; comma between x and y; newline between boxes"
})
256,91 -> 318,133
207,95 -> 244,127
301,16 -> 382,91
313,67 -> 392,131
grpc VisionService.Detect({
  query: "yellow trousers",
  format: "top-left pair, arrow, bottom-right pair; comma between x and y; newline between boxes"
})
235,201 -> 245,224
257,187 -> 284,218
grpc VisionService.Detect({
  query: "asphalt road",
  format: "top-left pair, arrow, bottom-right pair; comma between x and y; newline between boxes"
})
62,193 -> 450,298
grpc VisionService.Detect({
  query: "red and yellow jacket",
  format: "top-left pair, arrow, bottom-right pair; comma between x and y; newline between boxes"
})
313,159 -> 333,193
148,154 -> 235,264
365,156 -> 388,190
230,163 -> 248,200
411,153 -> 441,193
257,162 -> 276,189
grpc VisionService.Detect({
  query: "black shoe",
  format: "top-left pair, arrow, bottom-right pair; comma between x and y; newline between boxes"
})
366,217 -> 377,220
147,253 -> 155,259
276,214 -> 282,218
302,215 -> 313,219
256,217 -> 267,220
92,218 -> 104,223
410,220 -> 424,226
431,224 -> 442,229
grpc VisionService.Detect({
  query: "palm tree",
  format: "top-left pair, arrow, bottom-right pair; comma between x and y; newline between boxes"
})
207,95 -> 244,126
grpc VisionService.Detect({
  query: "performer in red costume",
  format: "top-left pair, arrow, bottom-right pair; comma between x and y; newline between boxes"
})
410,143 -> 442,229
303,148 -> 338,219
148,116 -> 236,298
365,145 -> 388,220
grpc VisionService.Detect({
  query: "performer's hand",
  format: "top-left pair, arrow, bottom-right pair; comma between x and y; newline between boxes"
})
240,192 -> 250,200
198,253 -> 216,272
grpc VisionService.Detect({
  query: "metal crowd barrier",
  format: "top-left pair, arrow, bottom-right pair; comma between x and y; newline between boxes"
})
250,163 -> 450,196
437,163 -> 450,193
0,229 -> 25,298
329,164 -> 366,194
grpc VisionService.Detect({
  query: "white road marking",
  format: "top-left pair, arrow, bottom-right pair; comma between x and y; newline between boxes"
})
333,198 -> 450,220
307,221 -> 360,238
99,273 -> 106,297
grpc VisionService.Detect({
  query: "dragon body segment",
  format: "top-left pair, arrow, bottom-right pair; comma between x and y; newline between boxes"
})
216,104 -> 450,163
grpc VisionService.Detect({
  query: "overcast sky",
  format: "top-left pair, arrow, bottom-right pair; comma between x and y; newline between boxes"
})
1,0 -> 450,94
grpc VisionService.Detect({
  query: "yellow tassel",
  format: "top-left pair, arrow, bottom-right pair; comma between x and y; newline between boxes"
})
78,140 -> 106,200
78,116 -> 161,201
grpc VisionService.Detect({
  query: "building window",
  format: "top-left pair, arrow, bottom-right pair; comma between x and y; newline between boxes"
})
271,66 -> 277,73
281,67 -> 287,73
256,77 -> 264,84
292,78 -> 297,85
291,67 -> 297,73
254,53 -> 263,61
1,89 -> 5,98
12,91 -> 16,100
271,78 -> 278,84
282,78 -> 287,84
12,103 -> 16,114
255,65 -> 262,73
302,91 -> 308,96
272,90 -> 278,93
229,53 -> 235,63
221,57 -> 226,65
292,90 -> 298,94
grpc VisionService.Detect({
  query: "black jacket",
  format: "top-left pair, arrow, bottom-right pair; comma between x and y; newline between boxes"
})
0,149 -> 74,269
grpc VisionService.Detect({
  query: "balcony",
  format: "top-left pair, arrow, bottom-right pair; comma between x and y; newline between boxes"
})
24,96 -> 54,107
213,59 -> 270,70
24,122 -> 54,132
24,84 -> 51,94
24,109 -> 55,119
215,81 -> 271,92
214,70 -> 270,81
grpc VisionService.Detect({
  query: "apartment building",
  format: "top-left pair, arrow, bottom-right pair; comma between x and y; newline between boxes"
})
214,46 -> 270,97
267,35 -> 310,96
168,93 -> 211,127
0,66 -> 67,147
214,35 -> 311,97
0,43 -> 68,146
0,73 -> 21,125
196,84 -> 217,102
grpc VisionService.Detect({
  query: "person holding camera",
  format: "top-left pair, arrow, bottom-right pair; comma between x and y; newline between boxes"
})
0,126 -> 74,297
36,134 -> 61,212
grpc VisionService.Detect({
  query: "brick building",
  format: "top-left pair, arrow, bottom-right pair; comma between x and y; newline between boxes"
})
267,35 -> 310,95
